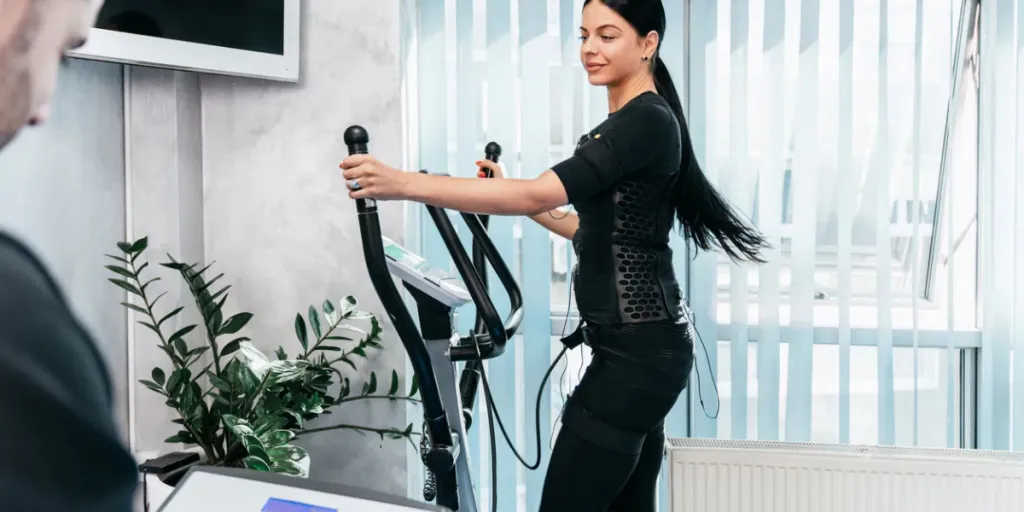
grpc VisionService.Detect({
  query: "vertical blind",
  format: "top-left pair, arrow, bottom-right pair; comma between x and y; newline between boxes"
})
977,0 -> 1024,452
402,0 -> 980,510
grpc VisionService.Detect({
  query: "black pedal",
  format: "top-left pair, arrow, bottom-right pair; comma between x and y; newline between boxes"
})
138,451 -> 200,475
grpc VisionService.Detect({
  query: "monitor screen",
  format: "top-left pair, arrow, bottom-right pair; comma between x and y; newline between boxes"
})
71,0 -> 299,82
95,0 -> 285,55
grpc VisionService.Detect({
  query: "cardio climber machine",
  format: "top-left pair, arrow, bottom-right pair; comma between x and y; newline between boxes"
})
345,125 -> 524,512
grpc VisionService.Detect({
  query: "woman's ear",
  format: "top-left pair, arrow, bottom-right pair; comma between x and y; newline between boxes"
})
646,30 -> 660,55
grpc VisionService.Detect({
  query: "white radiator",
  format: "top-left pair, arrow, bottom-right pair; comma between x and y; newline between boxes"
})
665,438 -> 1024,512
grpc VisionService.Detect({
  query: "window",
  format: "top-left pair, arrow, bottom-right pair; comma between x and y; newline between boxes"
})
405,0 -> 981,460
713,341 -> 963,447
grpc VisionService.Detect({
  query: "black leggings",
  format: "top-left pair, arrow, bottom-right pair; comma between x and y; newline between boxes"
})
539,321 -> 695,511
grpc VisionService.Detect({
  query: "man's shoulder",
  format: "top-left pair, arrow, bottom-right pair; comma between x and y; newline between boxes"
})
0,231 -> 65,311
0,230 -> 112,406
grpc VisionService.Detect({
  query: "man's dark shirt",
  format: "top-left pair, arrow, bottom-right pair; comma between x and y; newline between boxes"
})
0,231 -> 138,510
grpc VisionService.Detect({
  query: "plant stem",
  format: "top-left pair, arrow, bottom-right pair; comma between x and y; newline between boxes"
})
325,342 -> 369,367
129,259 -> 217,460
128,264 -> 181,371
303,315 -> 353,359
296,423 -> 421,438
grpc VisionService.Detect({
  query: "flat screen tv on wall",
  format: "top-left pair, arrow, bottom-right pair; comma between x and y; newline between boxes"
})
70,0 -> 300,82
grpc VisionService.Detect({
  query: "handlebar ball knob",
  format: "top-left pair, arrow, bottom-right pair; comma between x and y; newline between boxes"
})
344,125 -> 369,146
484,141 -> 502,158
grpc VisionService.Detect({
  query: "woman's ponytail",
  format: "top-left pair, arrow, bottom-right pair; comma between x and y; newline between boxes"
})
653,56 -> 768,263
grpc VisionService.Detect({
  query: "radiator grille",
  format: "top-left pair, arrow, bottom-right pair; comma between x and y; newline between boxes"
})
666,438 -> 1024,512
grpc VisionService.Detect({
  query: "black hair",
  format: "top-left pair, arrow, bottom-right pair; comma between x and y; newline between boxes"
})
584,0 -> 769,263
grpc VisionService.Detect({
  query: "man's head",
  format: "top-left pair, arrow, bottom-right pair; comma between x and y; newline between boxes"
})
0,0 -> 103,149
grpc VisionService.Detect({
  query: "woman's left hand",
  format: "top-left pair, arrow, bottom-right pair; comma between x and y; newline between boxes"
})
339,154 -> 410,200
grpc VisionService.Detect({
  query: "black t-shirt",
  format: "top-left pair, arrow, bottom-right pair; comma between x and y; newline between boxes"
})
0,231 -> 138,511
552,91 -> 685,325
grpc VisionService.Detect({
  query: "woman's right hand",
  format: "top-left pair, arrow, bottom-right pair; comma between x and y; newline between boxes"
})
476,159 -> 505,179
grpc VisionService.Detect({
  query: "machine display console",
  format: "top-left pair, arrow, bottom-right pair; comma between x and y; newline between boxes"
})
158,467 -> 451,511
381,236 -> 471,308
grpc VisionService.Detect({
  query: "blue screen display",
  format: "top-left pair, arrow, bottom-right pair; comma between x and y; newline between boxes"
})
262,498 -> 337,512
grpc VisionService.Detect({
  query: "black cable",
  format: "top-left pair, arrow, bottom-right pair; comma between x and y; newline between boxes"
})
681,306 -> 720,419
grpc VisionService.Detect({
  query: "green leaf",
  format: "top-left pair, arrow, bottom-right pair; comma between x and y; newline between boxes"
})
105,265 -> 134,278
275,346 -> 288,360
169,324 -> 197,342
340,324 -> 367,336
165,371 -> 183,396
262,429 -> 296,448
294,314 -> 308,351
271,459 -> 307,477
243,435 -> 269,460
339,295 -> 358,316
160,261 -> 188,271
207,372 -> 232,392
353,347 -> 367,358
139,379 -> 165,395
187,346 -> 210,358
220,337 -> 249,357
339,378 -> 351,399
242,456 -> 271,472
324,335 -> 353,342
338,357 -> 357,371
210,285 -> 231,303
129,236 -> 149,253
158,307 -> 184,327
120,302 -> 148,315
193,261 -> 216,277
106,253 -> 130,264
308,306 -> 322,339
174,338 -> 188,357
140,277 -> 161,292
150,292 -> 168,308
165,433 -> 194,444
323,299 -> 336,319
152,368 -> 166,386
408,374 -> 420,397
362,372 -> 377,396
221,414 -> 243,429
139,322 -> 161,337
197,273 -> 224,294
219,313 -> 253,335
314,345 -> 343,352
268,444 -> 308,463
108,278 -> 141,296
254,416 -> 289,437
389,370 -> 399,395
117,241 -> 134,254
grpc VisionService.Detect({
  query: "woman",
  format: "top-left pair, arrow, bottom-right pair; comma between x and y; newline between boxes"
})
341,0 -> 767,509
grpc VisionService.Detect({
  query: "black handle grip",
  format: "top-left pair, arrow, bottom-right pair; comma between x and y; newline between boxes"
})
343,125 -> 458,509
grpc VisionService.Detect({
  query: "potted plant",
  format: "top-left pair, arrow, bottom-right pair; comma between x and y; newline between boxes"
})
105,237 -> 420,484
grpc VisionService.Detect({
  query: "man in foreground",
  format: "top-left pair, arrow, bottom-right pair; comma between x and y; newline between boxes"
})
0,0 -> 138,510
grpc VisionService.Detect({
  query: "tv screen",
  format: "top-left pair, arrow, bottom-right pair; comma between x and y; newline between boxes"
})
71,0 -> 299,82
95,0 -> 285,55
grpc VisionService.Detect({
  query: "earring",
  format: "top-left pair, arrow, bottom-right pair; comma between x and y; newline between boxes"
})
642,55 -> 649,61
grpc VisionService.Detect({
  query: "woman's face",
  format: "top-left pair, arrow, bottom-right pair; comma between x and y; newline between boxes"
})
579,1 -> 656,86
